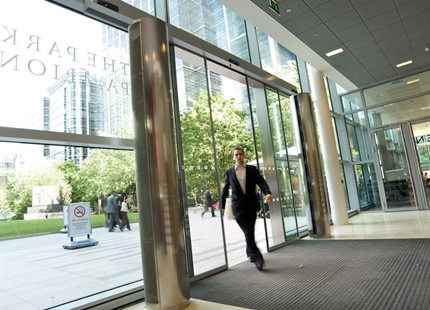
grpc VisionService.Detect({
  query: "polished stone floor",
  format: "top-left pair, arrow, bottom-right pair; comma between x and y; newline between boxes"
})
125,209 -> 430,309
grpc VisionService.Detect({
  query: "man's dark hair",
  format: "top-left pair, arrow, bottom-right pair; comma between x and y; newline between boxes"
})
233,147 -> 245,155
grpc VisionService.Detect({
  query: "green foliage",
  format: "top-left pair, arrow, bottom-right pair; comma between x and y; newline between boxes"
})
180,90 -> 255,203
56,160 -> 82,202
77,149 -> 136,203
0,213 -> 139,239
4,161 -> 72,220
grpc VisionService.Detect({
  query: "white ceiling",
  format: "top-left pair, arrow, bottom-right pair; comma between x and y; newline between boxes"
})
219,0 -> 430,92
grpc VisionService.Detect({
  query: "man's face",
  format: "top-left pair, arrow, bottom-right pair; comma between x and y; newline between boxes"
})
233,149 -> 245,165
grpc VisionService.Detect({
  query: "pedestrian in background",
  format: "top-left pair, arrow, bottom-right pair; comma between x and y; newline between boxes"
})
107,191 -> 122,232
120,198 -> 131,231
202,187 -> 216,218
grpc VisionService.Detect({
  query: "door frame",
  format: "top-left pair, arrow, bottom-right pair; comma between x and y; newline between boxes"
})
370,121 -> 428,211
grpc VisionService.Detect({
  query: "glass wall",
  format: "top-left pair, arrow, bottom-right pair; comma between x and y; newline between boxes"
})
0,2 -> 133,140
169,0 -> 250,62
256,29 -> 300,91
0,142 -> 138,309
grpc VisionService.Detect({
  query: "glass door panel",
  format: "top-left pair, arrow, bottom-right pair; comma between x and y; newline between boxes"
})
412,121 -> 430,207
173,47 -> 225,275
265,89 -> 298,238
248,79 -> 274,248
206,61 -> 262,266
373,127 -> 415,210
279,94 -> 308,233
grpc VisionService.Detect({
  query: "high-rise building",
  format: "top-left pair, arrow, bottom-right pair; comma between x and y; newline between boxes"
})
45,68 -> 104,164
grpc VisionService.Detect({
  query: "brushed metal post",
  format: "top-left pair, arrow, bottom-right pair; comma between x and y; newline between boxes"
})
129,17 -> 190,310
293,93 -> 330,238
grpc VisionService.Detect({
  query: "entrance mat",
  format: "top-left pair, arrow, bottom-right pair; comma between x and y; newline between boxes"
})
190,239 -> 430,310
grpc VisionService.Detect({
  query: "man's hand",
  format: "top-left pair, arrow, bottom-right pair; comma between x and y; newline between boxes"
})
265,194 -> 273,202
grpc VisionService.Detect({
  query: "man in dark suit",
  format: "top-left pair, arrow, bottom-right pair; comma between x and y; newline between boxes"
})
221,147 -> 273,270
107,191 -> 122,232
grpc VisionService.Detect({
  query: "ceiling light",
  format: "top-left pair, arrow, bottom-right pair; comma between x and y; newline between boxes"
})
421,107 -> 430,110
286,8 -> 292,12
407,79 -> 420,84
396,60 -> 412,67
326,48 -> 344,57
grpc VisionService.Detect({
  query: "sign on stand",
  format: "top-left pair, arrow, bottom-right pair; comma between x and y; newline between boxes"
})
63,202 -> 98,249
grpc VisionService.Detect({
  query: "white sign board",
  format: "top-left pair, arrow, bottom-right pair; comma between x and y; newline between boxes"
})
68,202 -> 92,237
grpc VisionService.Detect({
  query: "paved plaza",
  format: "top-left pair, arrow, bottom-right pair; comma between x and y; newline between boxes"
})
0,208 -> 273,310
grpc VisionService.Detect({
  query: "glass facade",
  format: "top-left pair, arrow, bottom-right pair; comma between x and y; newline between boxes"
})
169,0 -> 250,62
256,29 -> 300,91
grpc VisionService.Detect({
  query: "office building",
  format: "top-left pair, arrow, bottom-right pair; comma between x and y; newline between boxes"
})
0,0 -> 429,309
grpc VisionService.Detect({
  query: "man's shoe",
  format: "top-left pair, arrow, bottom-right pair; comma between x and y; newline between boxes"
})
255,257 -> 265,270
212,215 -> 217,217
109,230 -> 114,232
249,257 -> 256,263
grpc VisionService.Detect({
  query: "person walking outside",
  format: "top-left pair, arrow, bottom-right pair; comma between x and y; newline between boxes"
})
221,147 -> 273,270
120,198 -> 131,231
107,191 -> 122,232
101,193 -> 108,227
201,187 -> 216,218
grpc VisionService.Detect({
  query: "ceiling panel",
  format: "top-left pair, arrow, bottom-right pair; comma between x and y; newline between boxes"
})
325,10 -> 362,32
364,9 -> 400,31
371,22 -> 405,41
355,0 -> 395,20
336,23 -> 369,42
278,0 -> 310,20
365,60 -> 392,71
397,0 -> 430,19
308,35 -> 343,53
344,33 -> 376,51
403,10 -> 430,30
350,0 -> 374,7
296,24 -> 332,45
352,43 -> 382,58
282,11 -> 321,34
302,0 -> 331,9
313,0 -> 354,22
247,0 -> 430,89
378,33 -> 409,49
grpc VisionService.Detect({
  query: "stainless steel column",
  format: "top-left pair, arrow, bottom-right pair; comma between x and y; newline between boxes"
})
293,93 -> 330,238
129,17 -> 190,310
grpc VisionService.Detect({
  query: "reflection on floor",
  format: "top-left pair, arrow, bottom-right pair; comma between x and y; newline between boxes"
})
124,210 -> 430,310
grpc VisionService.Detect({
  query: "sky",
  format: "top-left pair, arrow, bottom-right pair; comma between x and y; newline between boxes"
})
0,0 -> 105,128
0,0 -> 110,160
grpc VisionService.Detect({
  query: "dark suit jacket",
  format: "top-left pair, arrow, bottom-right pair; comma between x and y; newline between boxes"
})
221,165 -> 271,219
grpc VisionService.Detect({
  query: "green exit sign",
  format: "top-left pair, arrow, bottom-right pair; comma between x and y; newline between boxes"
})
268,0 -> 280,16
392,79 -> 403,84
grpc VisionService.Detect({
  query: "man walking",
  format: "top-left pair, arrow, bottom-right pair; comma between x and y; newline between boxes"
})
107,191 -> 122,232
221,147 -> 273,270
202,187 -> 216,218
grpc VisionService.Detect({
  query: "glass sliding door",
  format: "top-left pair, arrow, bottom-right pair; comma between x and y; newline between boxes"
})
205,61 -> 264,267
412,120 -> 430,207
279,94 -> 308,233
173,47 -> 225,276
265,89 -> 298,239
373,126 -> 416,210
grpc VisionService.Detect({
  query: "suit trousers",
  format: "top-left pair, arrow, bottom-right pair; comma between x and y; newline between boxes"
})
236,211 -> 261,259
108,212 -> 121,231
